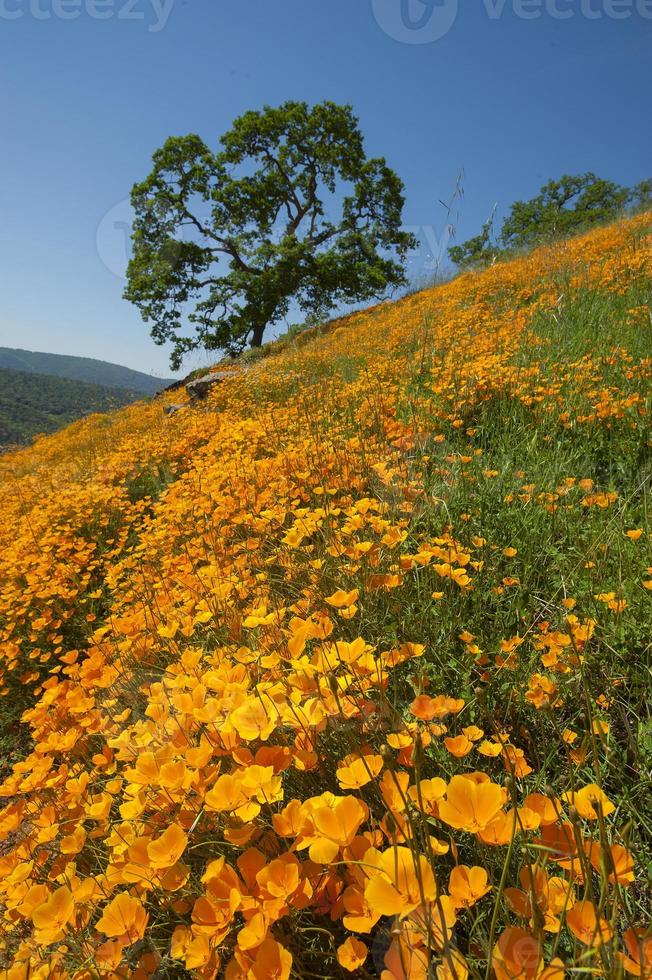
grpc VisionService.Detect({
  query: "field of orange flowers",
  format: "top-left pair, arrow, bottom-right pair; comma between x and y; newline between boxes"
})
0,213 -> 650,979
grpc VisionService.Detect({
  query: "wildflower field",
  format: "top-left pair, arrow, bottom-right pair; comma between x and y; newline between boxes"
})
0,213 -> 650,979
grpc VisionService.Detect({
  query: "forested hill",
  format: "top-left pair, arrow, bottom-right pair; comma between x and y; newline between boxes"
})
0,347 -> 173,394
0,368 -> 141,449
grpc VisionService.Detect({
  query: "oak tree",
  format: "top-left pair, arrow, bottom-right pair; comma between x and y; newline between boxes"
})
125,101 -> 415,368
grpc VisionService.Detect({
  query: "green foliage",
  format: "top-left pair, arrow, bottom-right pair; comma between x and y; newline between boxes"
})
499,173 -> 629,250
0,681 -> 33,781
0,347 -> 172,394
0,368 -> 141,449
447,218 -> 498,269
449,172 -> 649,267
630,178 -> 652,213
125,100 -> 416,369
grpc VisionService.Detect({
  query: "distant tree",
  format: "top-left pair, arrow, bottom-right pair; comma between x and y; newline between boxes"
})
448,173 -> 634,269
629,178 -> 652,213
498,173 -> 629,251
125,101 -> 416,368
447,217 -> 499,269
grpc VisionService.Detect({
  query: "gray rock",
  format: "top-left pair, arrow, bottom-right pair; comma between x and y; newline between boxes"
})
164,403 -> 186,416
185,372 -> 232,401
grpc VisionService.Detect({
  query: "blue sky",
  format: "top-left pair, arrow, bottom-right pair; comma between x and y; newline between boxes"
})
1,0 -> 650,377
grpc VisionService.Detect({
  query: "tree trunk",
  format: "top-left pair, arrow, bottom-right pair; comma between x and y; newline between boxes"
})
250,321 -> 266,348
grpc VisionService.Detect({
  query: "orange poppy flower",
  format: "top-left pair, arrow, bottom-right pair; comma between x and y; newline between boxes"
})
336,753 -> 383,790
477,739 -> 504,757
228,697 -> 277,742
566,900 -> 613,946
410,694 -> 464,721
204,773 -> 259,822
462,725 -> 484,741
492,926 -> 542,979
448,865 -> 492,908
237,911 -> 268,951
249,937 -> 292,980
342,883 -> 382,933
408,776 -> 447,815
618,927 -> 652,977
272,799 -> 306,838
308,794 -> 368,862
256,854 -> 301,903
438,775 -> 506,833
477,809 -> 519,846
31,885 -> 75,944
563,784 -> 615,820
435,949 -> 469,980
170,926 -> 212,970
444,735 -> 474,758
325,589 -> 359,609
147,824 -> 188,870
407,897 -> 457,950
538,821 -> 578,865
382,936 -> 429,980
504,865 -> 573,933
523,793 -> 561,826
337,936 -> 368,972
586,841 -> 635,885
379,769 -> 410,814
60,824 -> 87,855
364,846 -> 436,918
96,892 -> 149,944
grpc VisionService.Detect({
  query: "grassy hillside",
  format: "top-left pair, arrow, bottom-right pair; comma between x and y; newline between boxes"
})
0,368 -> 142,449
0,347 -> 173,394
0,214 -> 649,979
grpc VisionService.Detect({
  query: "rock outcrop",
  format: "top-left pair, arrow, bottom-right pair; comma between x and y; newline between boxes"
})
185,372 -> 234,401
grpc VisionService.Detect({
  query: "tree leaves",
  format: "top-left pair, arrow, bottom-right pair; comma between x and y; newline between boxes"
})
125,101 -> 415,367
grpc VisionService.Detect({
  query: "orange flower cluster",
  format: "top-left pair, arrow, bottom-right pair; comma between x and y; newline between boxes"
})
0,215 -> 650,977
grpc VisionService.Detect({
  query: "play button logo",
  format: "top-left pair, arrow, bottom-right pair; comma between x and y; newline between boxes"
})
372,0 -> 459,43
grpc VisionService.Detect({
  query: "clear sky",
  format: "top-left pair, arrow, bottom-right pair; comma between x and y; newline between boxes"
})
1,0 -> 650,377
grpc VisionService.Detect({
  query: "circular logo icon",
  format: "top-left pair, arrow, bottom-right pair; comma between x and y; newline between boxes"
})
96,199 -> 134,279
372,0 -> 459,43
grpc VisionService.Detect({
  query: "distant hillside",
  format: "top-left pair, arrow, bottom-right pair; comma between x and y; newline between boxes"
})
0,368 -> 142,449
0,347 -> 173,394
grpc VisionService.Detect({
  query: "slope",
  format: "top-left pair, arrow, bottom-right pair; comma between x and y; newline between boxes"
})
0,346 -> 173,394
0,214 -> 649,979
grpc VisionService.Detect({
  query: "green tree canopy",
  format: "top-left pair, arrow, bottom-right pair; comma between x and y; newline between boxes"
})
630,178 -> 652,213
125,101 -> 415,368
447,218 -> 498,270
499,173 -> 629,250
448,172 -> 646,269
